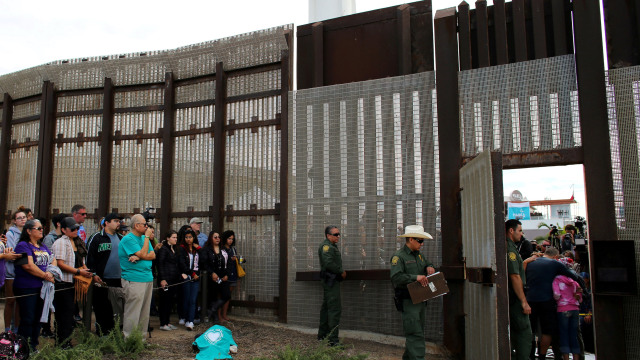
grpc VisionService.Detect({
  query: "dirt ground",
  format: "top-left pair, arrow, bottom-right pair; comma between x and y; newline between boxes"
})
143,315 -> 450,360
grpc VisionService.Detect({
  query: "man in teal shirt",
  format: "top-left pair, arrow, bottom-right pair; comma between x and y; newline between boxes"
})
118,214 -> 155,338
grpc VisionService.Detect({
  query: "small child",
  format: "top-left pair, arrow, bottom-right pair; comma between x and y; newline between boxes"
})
552,271 -> 582,360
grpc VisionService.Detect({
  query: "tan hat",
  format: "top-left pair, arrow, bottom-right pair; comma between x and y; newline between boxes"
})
189,217 -> 204,224
398,225 -> 433,240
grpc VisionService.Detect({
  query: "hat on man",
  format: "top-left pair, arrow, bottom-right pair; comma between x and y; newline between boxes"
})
398,225 -> 433,239
61,217 -> 80,231
190,217 -> 204,225
104,212 -> 124,223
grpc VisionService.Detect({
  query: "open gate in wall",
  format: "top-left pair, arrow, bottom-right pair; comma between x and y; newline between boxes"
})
0,25 -> 292,321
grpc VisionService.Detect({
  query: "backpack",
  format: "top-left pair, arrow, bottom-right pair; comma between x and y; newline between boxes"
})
0,331 -> 30,359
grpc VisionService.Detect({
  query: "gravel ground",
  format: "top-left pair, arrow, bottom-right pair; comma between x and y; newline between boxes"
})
143,315 -> 450,360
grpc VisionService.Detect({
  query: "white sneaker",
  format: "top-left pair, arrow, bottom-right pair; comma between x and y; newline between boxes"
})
168,324 -> 178,330
159,325 -> 172,331
178,319 -> 185,325
185,321 -> 194,330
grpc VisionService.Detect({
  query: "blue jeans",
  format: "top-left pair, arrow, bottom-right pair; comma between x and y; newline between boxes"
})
14,286 -> 43,350
182,280 -> 200,323
557,310 -> 580,355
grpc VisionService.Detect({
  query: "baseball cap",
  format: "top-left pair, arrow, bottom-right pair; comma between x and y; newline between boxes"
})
190,217 -> 204,225
105,212 -> 124,222
61,217 -> 80,231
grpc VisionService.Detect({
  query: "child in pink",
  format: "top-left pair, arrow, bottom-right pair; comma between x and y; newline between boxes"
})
552,274 -> 582,360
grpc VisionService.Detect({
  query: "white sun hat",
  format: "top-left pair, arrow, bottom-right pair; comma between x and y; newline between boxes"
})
398,225 -> 433,239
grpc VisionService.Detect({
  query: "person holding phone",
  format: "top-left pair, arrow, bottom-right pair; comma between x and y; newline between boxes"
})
13,219 -> 57,350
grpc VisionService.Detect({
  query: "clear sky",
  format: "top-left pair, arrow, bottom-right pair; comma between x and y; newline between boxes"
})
0,0 -> 586,217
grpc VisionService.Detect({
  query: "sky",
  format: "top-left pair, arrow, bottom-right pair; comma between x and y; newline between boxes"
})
0,0 -> 586,217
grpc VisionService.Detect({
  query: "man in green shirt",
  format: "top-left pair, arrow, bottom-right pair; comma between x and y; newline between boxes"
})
506,219 -> 532,359
391,225 -> 435,360
317,226 -> 346,346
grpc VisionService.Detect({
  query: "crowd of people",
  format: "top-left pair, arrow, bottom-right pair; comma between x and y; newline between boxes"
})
0,204 -> 243,351
507,219 -> 593,360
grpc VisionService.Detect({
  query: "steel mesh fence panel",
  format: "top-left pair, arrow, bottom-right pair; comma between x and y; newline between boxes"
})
225,127 -> 280,211
173,134 -> 214,212
289,72 -> 442,341
109,139 -> 163,214
12,101 -> 40,120
6,147 -> 38,214
459,55 -> 580,156
606,66 -> 640,359
175,81 -> 215,105
222,216 -> 280,320
10,120 -> 39,143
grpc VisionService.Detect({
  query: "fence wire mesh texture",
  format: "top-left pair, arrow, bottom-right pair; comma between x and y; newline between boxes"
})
458,55 -> 581,156
289,72 -> 442,341
606,66 -> 640,360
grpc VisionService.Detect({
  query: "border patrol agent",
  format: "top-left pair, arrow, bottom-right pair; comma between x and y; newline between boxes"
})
317,226 -> 346,346
506,219 -> 532,359
391,225 -> 435,360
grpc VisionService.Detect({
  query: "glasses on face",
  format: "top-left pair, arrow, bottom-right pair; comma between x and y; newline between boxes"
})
16,216 -> 27,220
413,238 -> 424,244
330,233 -> 341,237
78,212 -> 88,217
136,223 -> 148,228
33,227 -> 43,231
213,236 -> 220,239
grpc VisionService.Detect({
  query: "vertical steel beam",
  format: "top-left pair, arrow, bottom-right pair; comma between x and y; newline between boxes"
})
397,4 -> 412,75
434,7 -> 465,358
458,2 -> 472,71
603,0 -> 639,68
212,63 -> 227,232
278,45 -> 291,323
35,81 -> 56,220
0,93 -> 12,225
98,78 -> 115,218
531,0 -> 548,59
475,0 -> 490,68
312,22 -> 324,88
160,73 -> 175,228
493,0 -> 509,65
512,0 -> 528,62
573,0 -> 626,358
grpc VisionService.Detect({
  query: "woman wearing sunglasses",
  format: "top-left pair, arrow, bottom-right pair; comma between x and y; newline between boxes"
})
13,219 -> 57,350
51,217 -> 92,348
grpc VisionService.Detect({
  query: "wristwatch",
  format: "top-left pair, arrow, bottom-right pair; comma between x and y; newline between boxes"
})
76,269 -> 80,275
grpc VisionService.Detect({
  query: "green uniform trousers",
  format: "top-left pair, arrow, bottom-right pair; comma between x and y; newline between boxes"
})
318,281 -> 341,344
401,298 -> 426,360
509,300 -> 532,360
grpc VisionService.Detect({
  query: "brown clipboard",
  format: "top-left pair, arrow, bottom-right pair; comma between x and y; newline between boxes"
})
407,272 -> 449,304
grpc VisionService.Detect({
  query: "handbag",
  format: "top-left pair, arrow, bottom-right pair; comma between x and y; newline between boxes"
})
236,259 -> 246,278
73,270 -> 92,304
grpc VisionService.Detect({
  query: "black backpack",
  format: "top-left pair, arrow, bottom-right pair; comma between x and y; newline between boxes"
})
0,331 -> 30,359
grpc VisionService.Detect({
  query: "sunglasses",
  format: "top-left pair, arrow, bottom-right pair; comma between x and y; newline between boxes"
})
32,227 -> 44,231
413,238 -> 425,244
78,213 -> 88,216
330,233 -> 341,237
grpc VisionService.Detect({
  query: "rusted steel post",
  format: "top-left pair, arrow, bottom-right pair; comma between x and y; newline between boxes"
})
573,0 -> 626,358
212,62 -> 227,232
98,78 -> 115,218
434,7 -> 465,358
160,73 -> 175,228
311,22 -> 324,88
278,45 -> 291,323
35,81 -> 56,220
0,94 -> 13,226
397,4 -> 412,75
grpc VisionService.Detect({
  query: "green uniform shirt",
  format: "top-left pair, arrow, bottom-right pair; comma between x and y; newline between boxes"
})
507,240 -> 526,301
390,244 -> 433,289
318,239 -> 343,274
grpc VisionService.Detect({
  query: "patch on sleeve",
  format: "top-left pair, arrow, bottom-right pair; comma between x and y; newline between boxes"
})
391,256 -> 399,265
322,245 -> 330,253
508,252 -> 517,261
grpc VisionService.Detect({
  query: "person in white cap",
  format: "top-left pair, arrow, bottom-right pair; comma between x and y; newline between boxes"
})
189,218 -> 207,247
390,225 -> 435,360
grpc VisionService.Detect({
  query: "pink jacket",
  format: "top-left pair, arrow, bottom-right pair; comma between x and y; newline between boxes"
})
552,275 -> 582,312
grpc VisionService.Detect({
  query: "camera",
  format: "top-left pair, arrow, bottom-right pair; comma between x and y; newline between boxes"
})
142,207 -> 156,222
550,225 -> 558,235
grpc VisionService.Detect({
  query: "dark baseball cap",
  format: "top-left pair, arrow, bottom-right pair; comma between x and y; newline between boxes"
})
104,212 -> 124,222
61,217 -> 79,231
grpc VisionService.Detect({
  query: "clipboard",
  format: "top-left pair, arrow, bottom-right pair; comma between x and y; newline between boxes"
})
407,272 -> 449,304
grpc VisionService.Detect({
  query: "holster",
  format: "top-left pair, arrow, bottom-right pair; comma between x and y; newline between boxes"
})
394,288 -> 410,312
320,270 -> 337,287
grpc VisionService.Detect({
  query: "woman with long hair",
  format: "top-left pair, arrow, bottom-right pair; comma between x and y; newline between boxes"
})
220,230 -> 238,321
179,228 -> 201,330
156,230 -> 187,331
4,210 -> 27,332
201,231 -> 230,322
13,219 -> 57,350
